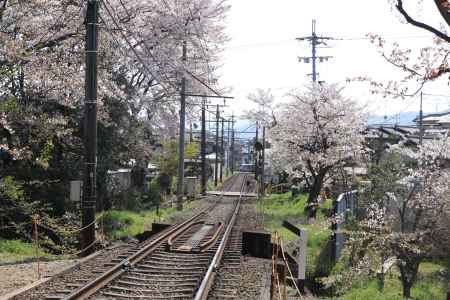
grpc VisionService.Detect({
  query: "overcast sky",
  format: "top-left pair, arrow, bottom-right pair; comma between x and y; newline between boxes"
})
219,0 -> 450,121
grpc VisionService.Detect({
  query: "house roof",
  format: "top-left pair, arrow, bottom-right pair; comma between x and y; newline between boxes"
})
413,111 -> 450,125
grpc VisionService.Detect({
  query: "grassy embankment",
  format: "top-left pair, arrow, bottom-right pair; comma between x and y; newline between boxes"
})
257,192 -> 333,279
258,192 -> 449,299
333,260 -> 449,300
0,201 -> 199,265
0,239 -> 58,265
103,200 -> 198,240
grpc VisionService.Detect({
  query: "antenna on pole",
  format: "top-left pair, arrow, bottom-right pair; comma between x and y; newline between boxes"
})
296,19 -> 335,82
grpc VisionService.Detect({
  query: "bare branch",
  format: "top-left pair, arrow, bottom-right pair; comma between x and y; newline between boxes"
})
434,0 -> 450,27
395,0 -> 450,43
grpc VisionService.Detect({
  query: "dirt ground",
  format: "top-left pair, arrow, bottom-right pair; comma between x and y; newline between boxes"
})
0,259 -> 78,297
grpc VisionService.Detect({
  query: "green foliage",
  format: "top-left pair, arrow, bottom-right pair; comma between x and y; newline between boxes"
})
333,262 -> 448,300
0,239 -> 51,265
258,192 -> 333,280
185,142 -> 199,159
156,140 -> 200,178
0,176 -> 24,201
36,138 -> 54,169
360,151 -> 409,208
103,202 -> 197,240
144,179 -> 162,207
0,97 -> 20,114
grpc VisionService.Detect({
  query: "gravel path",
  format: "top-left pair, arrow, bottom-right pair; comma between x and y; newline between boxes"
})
0,259 -> 78,296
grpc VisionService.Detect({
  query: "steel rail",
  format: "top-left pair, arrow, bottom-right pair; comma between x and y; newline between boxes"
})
193,173 -> 248,300
62,210 -> 207,300
61,173 -> 243,300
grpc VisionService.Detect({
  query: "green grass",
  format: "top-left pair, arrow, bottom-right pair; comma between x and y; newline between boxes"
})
258,192 -> 333,277
103,201 -> 198,240
0,239 -> 54,265
259,192 -> 449,299
333,262 -> 448,300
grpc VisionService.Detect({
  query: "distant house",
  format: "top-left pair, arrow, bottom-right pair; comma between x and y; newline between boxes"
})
414,111 -> 450,129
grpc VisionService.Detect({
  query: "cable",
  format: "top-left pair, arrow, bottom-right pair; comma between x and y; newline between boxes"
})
101,0 -> 174,96
102,0 -> 228,112
104,0 -> 181,92
225,34 -> 433,50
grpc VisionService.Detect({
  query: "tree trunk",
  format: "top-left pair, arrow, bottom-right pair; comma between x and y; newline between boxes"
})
306,172 -> 325,222
398,257 -> 420,299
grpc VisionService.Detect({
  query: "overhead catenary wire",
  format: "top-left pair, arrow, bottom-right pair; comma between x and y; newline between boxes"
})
100,0 -> 175,97
101,0 -> 229,120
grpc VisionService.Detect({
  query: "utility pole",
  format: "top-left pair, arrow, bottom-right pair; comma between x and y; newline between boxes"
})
220,117 -> 224,183
226,119 -> 231,169
81,0 -> 99,256
297,20 -> 334,82
254,122 -> 259,179
201,97 -> 207,195
214,104 -> 219,187
419,92 -> 424,145
230,115 -> 235,173
176,41 -> 187,211
261,126 -> 266,196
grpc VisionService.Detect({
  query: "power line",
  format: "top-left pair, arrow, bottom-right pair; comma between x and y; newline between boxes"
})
225,35 -> 433,50
101,0 -> 174,96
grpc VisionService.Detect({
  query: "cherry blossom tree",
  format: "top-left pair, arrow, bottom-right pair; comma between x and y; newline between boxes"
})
242,88 -> 276,127
356,135 -> 450,298
0,0 -> 229,217
358,1 -> 450,97
269,83 -> 366,221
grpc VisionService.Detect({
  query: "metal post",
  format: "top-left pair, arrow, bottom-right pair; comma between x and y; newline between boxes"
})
201,97 -> 207,195
81,0 -> 99,257
214,104 -> 219,186
220,117 -> 224,183
176,41 -> 187,211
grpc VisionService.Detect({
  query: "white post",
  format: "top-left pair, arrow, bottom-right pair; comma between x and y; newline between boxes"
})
298,229 -> 307,292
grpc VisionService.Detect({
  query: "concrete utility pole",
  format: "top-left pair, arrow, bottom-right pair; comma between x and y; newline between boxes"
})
297,20 -> 335,82
261,126 -> 266,196
419,92 -> 424,145
254,122 -> 259,179
220,117 -> 225,183
214,104 -> 220,186
230,115 -> 235,173
176,41 -> 187,211
81,0 -> 99,256
226,119 -> 231,169
201,97 -> 207,195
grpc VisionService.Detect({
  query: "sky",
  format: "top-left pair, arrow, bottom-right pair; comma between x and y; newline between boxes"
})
218,0 -> 450,123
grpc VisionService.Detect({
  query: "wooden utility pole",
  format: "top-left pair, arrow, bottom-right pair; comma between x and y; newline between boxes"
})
81,0 -> 99,256
176,41 -> 187,211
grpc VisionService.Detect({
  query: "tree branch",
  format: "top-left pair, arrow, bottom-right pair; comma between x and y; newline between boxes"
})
434,0 -> 450,27
395,0 -> 450,43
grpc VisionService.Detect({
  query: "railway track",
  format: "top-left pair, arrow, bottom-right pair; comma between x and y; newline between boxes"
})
21,173 -> 251,300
